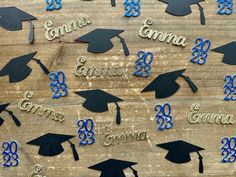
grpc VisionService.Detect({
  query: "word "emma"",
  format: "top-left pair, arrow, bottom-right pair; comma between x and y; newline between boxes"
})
44,17 -> 92,41
18,91 -> 64,123
101,126 -> 147,147
139,18 -> 187,47
188,103 -> 235,125
73,57 -> 124,77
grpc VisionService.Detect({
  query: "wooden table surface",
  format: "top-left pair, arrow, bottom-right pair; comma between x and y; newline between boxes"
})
0,0 -> 236,177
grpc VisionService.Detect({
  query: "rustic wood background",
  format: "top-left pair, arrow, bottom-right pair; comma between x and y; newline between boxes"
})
0,0 -> 236,177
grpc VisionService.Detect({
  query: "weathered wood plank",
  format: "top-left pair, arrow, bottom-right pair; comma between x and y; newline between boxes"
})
0,0 -> 236,177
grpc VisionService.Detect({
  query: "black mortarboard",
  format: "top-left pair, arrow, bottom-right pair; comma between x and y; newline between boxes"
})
88,158 -> 139,177
0,52 -> 50,83
159,0 -> 205,25
141,69 -> 198,98
27,133 -> 79,161
157,140 -> 205,173
74,89 -> 123,125
211,41 -> 236,65
0,7 -> 37,43
0,103 -> 21,127
75,28 -> 129,56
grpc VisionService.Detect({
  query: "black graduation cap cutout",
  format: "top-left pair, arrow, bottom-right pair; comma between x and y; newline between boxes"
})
74,89 -> 123,125
159,0 -> 205,25
0,103 -> 21,127
26,133 -> 79,161
141,69 -> 198,99
211,41 -> 236,65
0,7 -> 37,43
88,158 -> 139,177
157,140 -> 204,173
75,28 -> 129,56
0,52 -> 50,83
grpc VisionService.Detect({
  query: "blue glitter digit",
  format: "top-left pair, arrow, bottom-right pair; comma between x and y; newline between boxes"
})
2,141 -> 19,168
163,103 -> 173,130
58,71 -> 68,97
131,0 -> 140,17
46,0 -> 62,11
223,75 -> 236,101
77,119 -> 95,146
154,105 -> 165,131
124,1 -> 133,17
221,137 -> 236,163
55,0 -> 62,10
10,141 -> 19,167
190,37 -> 211,65
217,0 -> 233,15
124,0 -> 140,17
133,51 -> 154,78
154,103 -> 173,131
77,120 -> 87,146
85,119 -> 95,145
46,0 -> 55,11
49,71 -> 69,99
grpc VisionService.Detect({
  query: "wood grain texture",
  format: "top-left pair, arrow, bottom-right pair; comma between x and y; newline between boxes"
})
0,0 -> 236,177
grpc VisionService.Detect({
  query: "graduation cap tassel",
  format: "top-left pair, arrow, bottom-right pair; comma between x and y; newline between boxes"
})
29,20 -> 35,44
68,140 -> 79,161
180,75 -> 198,93
0,117 -> 4,126
4,109 -> 21,126
111,0 -> 116,6
197,151 -> 204,173
117,35 -> 130,56
7,110 -> 21,127
196,3 -> 205,25
130,167 -> 139,177
32,58 -> 50,75
115,102 -> 121,125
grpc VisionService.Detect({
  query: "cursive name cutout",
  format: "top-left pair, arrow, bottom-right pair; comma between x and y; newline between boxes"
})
100,125 -> 147,147
29,164 -> 46,177
73,57 -> 124,77
187,103 -> 235,125
44,17 -> 92,41
18,91 -> 65,123
139,18 -> 187,47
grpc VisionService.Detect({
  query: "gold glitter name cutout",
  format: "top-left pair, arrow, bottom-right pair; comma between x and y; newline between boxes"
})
188,103 -> 235,125
100,125 -> 147,147
29,164 -> 46,177
44,17 -> 92,41
18,91 -> 64,123
73,57 -> 124,77
139,18 -> 187,47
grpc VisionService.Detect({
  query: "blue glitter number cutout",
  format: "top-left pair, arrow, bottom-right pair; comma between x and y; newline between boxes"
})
46,0 -> 62,11
2,141 -> 19,168
217,0 -> 233,15
133,51 -> 154,77
124,0 -> 140,17
221,137 -> 236,163
223,75 -> 236,101
49,71 -> 68,99
190,37 -> 211,65
154,103 -> 173,131
77,119 -> 95,146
